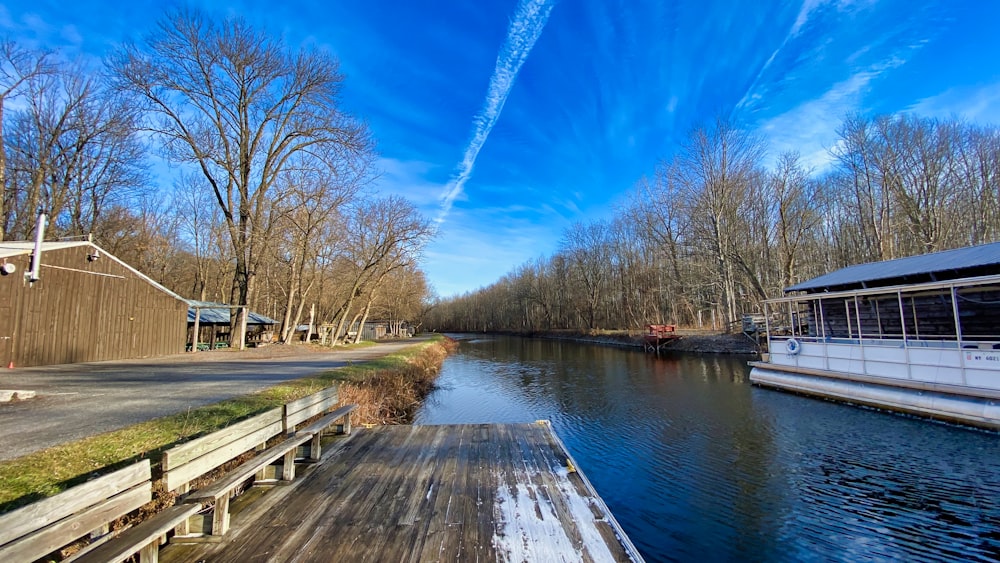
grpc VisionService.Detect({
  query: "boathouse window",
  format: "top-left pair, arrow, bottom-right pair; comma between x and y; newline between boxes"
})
806,290 -> 965,343
808,301 -> 821,337
857,296 -> 884,339
815,299 -> 855,339
900,290 -> 958,341
956,285 -> 1000,342
862,295 -> 905,339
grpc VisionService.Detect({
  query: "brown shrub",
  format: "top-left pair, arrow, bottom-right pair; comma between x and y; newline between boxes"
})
338,338 -> 455,425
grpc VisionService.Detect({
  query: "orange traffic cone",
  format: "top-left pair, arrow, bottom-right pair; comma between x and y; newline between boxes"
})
6,361 -> 12,369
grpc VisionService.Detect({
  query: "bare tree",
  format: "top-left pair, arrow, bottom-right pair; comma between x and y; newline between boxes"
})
273,156 -> 368,343
559,221 -> 612,330
4,61 -> 148,240
675,117 -> 766,326
633,165 -> 694,324
770,152 -> 822,290
326,196 -> 434,345
110,9 -> 371,333
171,172 -> 225,300
956,124 -> 1000,244
831,115 -> 896,261
0,39 -> 53,240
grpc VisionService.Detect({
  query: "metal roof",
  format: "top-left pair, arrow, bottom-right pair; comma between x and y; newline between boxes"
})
187,300 -> 279,325
786,241 -> 1000,293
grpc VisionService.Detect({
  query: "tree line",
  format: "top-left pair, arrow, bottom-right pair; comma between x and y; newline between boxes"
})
427,115 -> 1000,333
0,10 -> 435,344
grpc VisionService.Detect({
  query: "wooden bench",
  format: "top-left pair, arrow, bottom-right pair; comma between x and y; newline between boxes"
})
0,460 -> 197,563
297,404 -> 357,461
181,432 -> 313,537
162,408 -> 309,538
284,387 -> 356,461
0,390 -> 358,560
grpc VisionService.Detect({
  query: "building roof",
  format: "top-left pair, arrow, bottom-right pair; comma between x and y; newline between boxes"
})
0,240 -> 92,259
786,241 -> 1000,293
0,240 -> 186,302
187,300 -> 279,325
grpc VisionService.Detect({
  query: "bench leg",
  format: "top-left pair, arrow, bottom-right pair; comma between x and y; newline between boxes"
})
173,484 -> 191,536
139,540 -> 159,563
309,433 -> 322,461
343,412 -> 352,435
282,448 -> 296,481
254,442 -> 268,481
212,493 -> 230,536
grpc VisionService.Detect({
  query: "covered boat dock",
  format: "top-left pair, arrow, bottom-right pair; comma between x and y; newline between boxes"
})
750,242 -> 1000,429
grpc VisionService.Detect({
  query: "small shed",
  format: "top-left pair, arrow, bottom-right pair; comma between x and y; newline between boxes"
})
187,301 -> 279,349
0,241 -> 188,368
355,319 -> 414,341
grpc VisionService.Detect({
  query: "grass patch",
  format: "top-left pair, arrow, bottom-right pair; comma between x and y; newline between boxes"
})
0,335 -> 451,513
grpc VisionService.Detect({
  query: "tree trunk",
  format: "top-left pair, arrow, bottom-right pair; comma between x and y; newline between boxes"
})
353,291 -> 377,344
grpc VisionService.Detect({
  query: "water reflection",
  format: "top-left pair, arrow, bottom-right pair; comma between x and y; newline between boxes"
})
415,336 -> 1000,562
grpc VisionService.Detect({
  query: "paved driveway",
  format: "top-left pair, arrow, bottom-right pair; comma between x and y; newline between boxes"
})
0,338 -> 429,461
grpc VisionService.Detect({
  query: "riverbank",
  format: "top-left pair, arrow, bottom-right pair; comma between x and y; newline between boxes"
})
508,329 -> 760,355
339,336 -> 457,425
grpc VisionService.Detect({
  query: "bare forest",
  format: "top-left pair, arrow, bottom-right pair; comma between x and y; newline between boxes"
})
0,11 -> 435,345
428,116 -> 1000,333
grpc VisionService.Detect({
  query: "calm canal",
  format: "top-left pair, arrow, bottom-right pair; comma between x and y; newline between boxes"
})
414,335 -> 1000,562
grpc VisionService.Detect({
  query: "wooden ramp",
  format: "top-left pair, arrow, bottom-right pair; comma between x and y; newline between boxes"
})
162,423 -> 641,562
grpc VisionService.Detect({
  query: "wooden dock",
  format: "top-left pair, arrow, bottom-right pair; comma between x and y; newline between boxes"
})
162,422 -> 642,562
643,324 -> 680,353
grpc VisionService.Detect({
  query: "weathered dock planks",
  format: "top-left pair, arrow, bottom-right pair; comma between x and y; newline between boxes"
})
162,423 -> 641,562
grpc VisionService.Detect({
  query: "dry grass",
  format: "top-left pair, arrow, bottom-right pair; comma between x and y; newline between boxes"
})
338,337 -> 456,425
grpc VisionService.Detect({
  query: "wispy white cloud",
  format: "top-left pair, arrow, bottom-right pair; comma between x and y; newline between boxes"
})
909,83 -> 1000,125
435,0 -> 556,225
736,0 -> 827,111
759,57 -> 905,170
790,0 -> 826,37
736,0 -> 878,113
373,157 -> 448,209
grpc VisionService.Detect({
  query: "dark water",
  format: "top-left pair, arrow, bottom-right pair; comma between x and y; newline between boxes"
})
414,336 -> 1000,562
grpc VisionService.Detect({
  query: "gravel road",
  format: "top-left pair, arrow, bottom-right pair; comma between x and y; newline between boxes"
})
0,338 -> 429,461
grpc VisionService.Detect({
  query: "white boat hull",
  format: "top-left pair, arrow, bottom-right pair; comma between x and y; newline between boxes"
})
750,365 -> 1000,430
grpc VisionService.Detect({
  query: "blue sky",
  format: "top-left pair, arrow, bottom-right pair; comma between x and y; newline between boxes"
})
3,0 -> 1000,297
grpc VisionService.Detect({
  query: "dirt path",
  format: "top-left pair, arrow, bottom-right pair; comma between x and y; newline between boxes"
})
0,338 -> 429,462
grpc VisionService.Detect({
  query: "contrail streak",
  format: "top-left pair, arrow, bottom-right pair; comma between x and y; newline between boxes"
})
435,0 -> 556,224
736,0 -> 825,112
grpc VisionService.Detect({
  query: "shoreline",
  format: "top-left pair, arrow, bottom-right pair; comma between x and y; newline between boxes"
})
476,329 -> 761,355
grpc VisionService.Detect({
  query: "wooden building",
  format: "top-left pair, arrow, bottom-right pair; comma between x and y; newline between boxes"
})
0,241 -> 188,368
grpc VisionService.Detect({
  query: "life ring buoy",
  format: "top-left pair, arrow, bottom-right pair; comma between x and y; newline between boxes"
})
785,338 -> 801,355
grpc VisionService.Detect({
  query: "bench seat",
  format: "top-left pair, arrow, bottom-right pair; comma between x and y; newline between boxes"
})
75,504 -> 202,563
296,404 -> 358,461
181,432 -> 314,537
